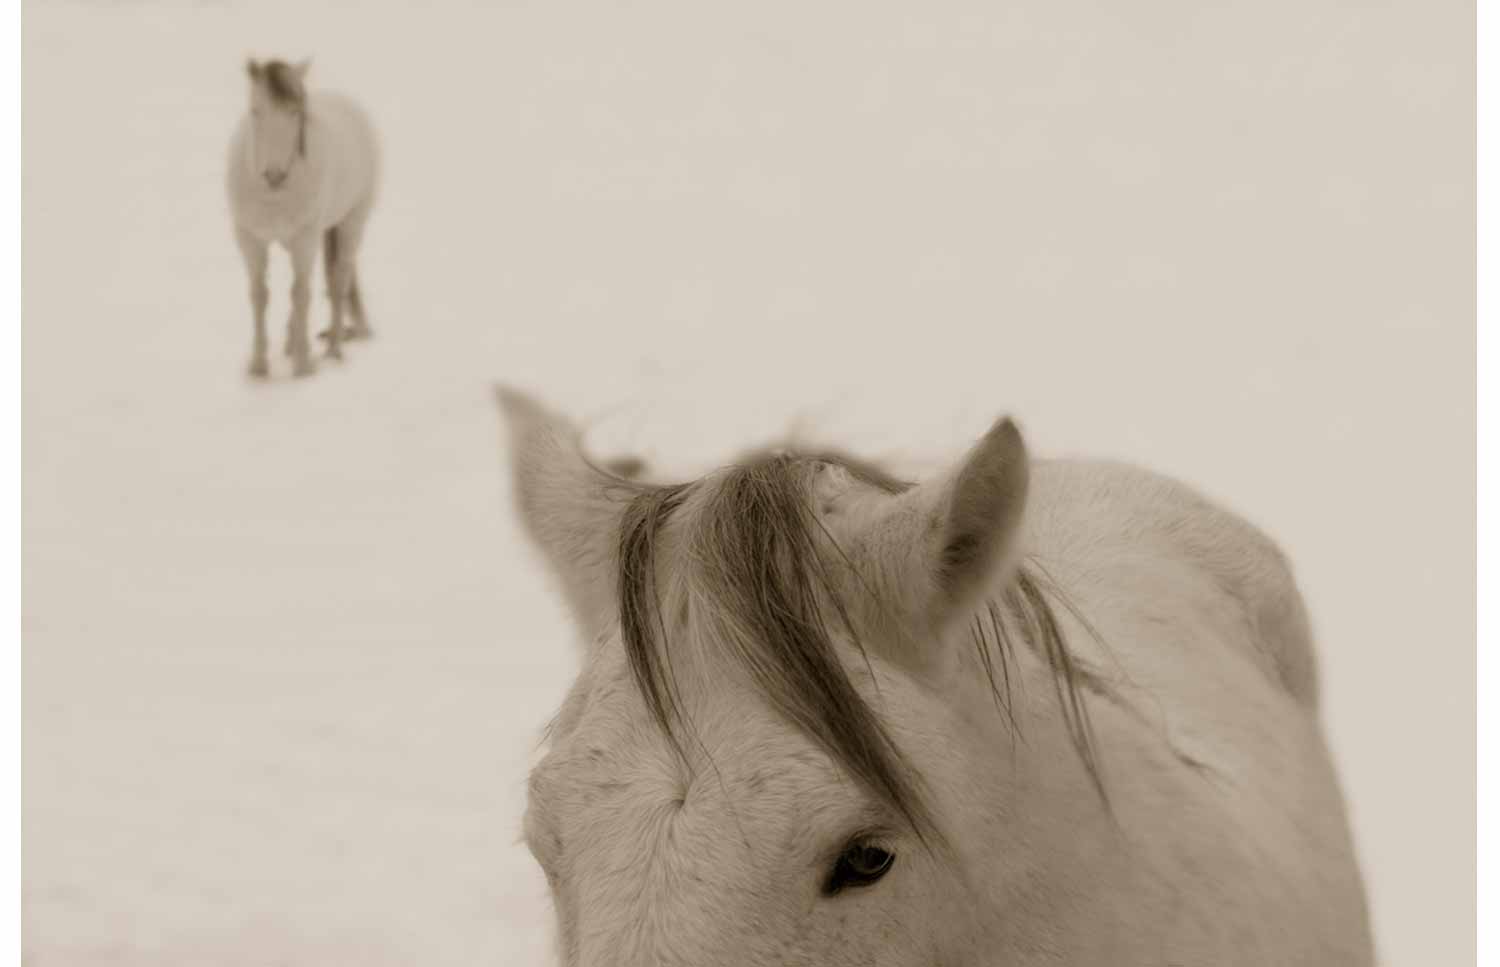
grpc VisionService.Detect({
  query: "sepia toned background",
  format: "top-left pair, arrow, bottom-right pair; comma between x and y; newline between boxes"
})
22,0 -> 1473,963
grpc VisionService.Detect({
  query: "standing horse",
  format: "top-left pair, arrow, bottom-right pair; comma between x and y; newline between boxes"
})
496,388 -> 1374,966
226,59 -> 379,378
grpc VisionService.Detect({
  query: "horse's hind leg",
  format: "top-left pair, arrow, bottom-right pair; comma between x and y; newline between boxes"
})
346,265 -> 372,339
321,225 -> 345,360
335,200 -> 374,340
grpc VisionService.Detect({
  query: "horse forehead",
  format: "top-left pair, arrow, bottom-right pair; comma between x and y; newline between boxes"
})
536,651 -> 839,804
250,84 -> 300,115
534,702 -> 860,892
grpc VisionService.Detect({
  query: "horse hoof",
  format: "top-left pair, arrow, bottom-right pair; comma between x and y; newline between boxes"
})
292,358 -> 317,378
247,358 -> 269,379
325,346 -> 343,361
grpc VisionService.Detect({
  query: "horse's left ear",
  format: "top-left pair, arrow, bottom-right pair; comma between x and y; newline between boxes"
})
852,417 -> 1030,651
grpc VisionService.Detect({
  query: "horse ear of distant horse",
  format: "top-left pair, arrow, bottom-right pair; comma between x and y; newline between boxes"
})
499,387 -> 1374,966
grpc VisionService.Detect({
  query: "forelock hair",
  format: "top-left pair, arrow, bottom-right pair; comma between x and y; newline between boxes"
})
257,60 -> 305,108
614,449 -> 1107,841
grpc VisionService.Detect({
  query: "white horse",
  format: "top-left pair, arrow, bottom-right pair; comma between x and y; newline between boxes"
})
226,59 -> 379,378
497,388 -> 1375,966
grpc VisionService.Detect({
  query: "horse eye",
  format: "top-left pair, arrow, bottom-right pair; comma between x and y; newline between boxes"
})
823,841 -> 895,895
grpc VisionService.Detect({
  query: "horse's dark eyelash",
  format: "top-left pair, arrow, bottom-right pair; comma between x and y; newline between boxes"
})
821,831 -> 897,896
842,827 -> 894,852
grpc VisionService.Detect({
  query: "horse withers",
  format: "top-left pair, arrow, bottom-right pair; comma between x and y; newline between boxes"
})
226,59 -> 379,379
496,388 -> 1374,966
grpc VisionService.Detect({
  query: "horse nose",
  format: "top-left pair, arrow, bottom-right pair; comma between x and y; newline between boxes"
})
263,168 -> 286,189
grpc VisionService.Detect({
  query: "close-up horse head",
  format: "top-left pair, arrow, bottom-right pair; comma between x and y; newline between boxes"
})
496,387 -> 1373,966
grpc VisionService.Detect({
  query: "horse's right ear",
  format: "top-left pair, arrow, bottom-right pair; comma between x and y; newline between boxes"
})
245,59 -> 261,81
843,415 -> 1031,674
495,386 -> 636,650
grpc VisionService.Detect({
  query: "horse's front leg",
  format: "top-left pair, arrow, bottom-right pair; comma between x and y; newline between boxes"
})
235,226 -> 270,378
285,230 -> 319,378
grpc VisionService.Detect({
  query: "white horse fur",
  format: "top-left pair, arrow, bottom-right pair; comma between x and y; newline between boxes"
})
226,59 -> 379,378
498,387 -> 1374,966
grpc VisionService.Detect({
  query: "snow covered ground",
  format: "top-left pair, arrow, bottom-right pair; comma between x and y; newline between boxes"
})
22,0 -> 1472,963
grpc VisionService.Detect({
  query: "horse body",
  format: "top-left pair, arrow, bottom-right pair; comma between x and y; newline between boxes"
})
1010,459 -> 1371,961
227,60 -> 379,378
228,91 -> 377,244
498,390 -> 1373,966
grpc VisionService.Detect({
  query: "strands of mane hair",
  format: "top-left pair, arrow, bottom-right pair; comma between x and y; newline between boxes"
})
970,600 -> 1023,744
617,484 -> 694,765
618,459 -> 935,841
1012,569 -> 1110,808
615,449 -> 1109,843
616,480 -> 766,852
702,460 -> 935,838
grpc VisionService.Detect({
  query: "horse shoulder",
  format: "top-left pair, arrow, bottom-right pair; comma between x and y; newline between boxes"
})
1030,459 -> 1320,708
312,94 -> 378,158
308,93 -> 381,206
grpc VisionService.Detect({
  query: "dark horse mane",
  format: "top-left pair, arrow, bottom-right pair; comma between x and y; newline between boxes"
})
611,446 -> 1106,837
247,59 -> 306,107
245,59 -> 309,158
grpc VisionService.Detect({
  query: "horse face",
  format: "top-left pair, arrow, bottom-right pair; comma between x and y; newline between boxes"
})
244,59 -> 307,190
523,652 -> 984,967
496,388 -> 1055,965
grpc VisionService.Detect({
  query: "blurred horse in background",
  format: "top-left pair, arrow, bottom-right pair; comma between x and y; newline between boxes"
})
226,58 -> 379,379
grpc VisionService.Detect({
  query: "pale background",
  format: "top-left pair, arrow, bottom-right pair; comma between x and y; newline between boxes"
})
22,0 -> 1473,963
